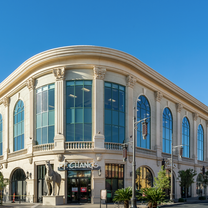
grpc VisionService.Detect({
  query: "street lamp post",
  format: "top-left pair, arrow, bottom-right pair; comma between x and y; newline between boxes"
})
130,116 -> 149,208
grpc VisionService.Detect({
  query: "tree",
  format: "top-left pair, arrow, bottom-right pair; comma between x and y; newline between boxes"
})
178,169 -> 197,198
154,166 -> 170,191
0,173 -> 8,204
113,187 -> 132,208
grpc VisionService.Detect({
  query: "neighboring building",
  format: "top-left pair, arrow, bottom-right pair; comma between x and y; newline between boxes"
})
0,45 -> 207,203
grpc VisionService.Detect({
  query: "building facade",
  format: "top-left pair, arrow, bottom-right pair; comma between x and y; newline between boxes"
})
0,45 -> 207,203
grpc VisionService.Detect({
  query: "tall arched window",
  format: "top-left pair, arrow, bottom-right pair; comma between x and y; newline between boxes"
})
14,100 -> 24,151
137,95 -> 151,149
182,117 -> 190,158
0,114 -> 2,155
163,108 -> 173,154
197,124 -> 204,161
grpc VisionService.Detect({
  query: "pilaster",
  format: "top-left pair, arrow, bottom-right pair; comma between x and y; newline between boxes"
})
155,91 -> 163,158
193,112 -> 198,163
3,96 -> 9,162
53,67 -> 65,151
93,66 -> 106,149
176,103 -> 182,161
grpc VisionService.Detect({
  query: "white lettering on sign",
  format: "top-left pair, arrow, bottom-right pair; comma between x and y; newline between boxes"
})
58,161 -> 100,170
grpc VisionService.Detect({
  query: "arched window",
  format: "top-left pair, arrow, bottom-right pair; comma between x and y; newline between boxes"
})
137,95 -> 151,149
0,114 -> 2,155
163,108 -> 173,154
136,167 -> 153,190
14,100 -> 24,151
36,84 -> 55,144
11,169 -> 26,201
182,117 -> 190,158
198,125 -> 204,161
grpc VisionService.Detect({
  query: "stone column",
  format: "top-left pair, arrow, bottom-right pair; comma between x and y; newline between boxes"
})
26,78 -> 35,155
193,112 -> 198,163
3,97 -> 9,165
53,67 -> 65,152
176,103 -> 182,161
155,91 -> 163,158
93,66 -> 106,149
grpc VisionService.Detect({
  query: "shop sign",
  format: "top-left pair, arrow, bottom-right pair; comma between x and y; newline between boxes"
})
81,187 -> 87,192
100,189 -> 107,200
58,161 -> 100,171
72,187 -> 78,192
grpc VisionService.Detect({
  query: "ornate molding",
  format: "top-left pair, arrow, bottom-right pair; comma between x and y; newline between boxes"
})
53,67 -> 65,81
193,112 -> 198,121
26,78 -> 34,91
2,96 -> 9,107
96,154 -> 102,161
126,75 -> 136,88
176,103 -> 183,113
28,157 -> 33,164
155,91 -> 163,102
93,66 -> 106,80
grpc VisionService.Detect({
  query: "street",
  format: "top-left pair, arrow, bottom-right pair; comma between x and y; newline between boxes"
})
162,202 -> 208,208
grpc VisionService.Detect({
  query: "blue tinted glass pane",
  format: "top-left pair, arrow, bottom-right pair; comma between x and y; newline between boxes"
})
67,109 -> 75,124
66,86 -> 75,108
22,122 -> 24,135
67,81 -> 74,86
112,126 -> 118,143
66,124 -> 74,141
119,91 -> 125,112
119,127 -> 125,143
75,109 -> 83,123
105,83 -> 111,87
42,91 -> 48,112
48,126 -> 54,143
37,93 -> 42,114
105,87 -> 111,109
14,137 -> 17,151
37,88 -> 42,93
119,112 -> 124,127
119,86 -> 124,91
105,125 -> 111,142
112,89 -> 118,110
75,86 -> 83,107
112,84 -> 118,89
14,125 -> 17,137
49,83 -> 55,89
48,111 -> 55,125
18,123 -> 21,135
42,127 -> 47,144
84,124 -> 92,141
17,136 -> 21,150
48,89 -> 55,111
105,110 -> 111,124
75,81 -> 83,85
36,129 -> 41,145
84,86 -> 92,107
18,113 -> 21,123
42,112 -> 48,126
21,135 -> 24,149
0,143 -> 2,155
112,111 -> 118,125
0,133 -> 2,143
75,124 -> 83,141
37,114 -> 41,128
84,109 -> 92,123
21,111 -> 24,121
42,86 -> 48,91
84,81 -> 92,85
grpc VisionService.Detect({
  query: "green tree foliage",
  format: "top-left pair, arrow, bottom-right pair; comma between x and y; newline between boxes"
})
178,169 -> 197,198
154,166 -> 170,190
113,187 -> 132,208
0,173 -> 8,204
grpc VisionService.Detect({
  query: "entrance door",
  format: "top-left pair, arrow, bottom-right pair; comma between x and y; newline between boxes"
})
68,178 -> 90,203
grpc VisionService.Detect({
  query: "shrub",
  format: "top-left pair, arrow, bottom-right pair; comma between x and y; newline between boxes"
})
199,196 -> 206,200
178,198 -> 185,202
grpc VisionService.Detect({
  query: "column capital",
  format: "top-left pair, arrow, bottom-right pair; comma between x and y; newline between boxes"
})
93,66 -> 106,80
126,75 -> 136,88
193,112 -> 198,121
53,67 -> 65,81
2,96 -> 9,107
176,103 -> 183,113
26,78 -> 34,91
155,91 -> 163,102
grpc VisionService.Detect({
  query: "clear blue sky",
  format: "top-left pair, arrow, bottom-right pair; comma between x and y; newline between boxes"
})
0,1 -> 208,105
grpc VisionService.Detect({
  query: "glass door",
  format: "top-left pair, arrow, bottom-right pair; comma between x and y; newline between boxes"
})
71,179 -> 79,202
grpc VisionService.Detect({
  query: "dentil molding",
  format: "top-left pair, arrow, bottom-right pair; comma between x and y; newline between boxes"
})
126,75 -> 136,88
93,66 -> 106,80
53,67 -> 65,81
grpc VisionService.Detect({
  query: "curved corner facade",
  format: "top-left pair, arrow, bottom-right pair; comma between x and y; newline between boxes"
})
0,45 -> 207,203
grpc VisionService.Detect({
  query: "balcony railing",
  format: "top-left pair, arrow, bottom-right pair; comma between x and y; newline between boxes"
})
33,143 -> 54,152
104,142 -> 123,150
65,142 -> 94,150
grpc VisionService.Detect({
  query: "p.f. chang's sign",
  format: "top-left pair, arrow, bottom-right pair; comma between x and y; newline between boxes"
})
58,161 -> 100,171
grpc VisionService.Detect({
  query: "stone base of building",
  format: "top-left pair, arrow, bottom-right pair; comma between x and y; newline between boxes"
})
43,196 -> 63,205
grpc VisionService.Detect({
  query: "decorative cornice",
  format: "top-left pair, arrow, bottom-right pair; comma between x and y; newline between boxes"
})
53,67 -> 65,81
155,91 -> 163,102
2,96 -> 9,107
176,103 -> 183,113
93,66 -> 106,80
193,112 -> 198,121
26,78 -> 34,91
126,75 -> 137,88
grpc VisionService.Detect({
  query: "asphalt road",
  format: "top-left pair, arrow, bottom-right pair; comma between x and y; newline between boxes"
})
162,202 -> 208,208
